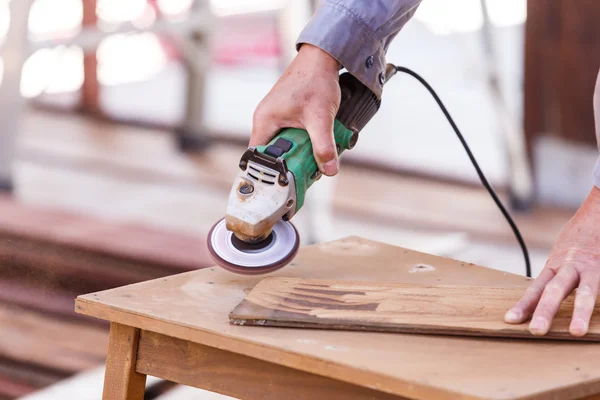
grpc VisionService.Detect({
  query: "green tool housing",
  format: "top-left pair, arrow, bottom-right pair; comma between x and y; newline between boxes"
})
239,72 -> 382,215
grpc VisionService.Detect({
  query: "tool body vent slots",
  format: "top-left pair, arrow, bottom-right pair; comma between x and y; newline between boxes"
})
247,162 -> 277,185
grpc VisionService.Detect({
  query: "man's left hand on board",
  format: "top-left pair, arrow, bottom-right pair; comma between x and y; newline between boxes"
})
505,186 -> 600,337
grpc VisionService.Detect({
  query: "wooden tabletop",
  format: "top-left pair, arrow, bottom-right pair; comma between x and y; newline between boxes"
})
76,237 -> 600,400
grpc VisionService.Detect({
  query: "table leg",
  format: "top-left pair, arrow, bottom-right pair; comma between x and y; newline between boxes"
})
102,323 -> 147,400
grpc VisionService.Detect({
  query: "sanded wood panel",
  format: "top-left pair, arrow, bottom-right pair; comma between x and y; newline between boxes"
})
136,330 -> 405,400
231,277 -> 600,341
77,238 -> 600,400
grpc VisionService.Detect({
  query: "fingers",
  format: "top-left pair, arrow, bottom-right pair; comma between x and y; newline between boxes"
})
250,106 -> 339,177
250,105 -> 339,177
304,110 -> 339,176
528,266 -> 579,336
570,271 -> 600,337
250,106 -> 280,148
504,267 -> 557,324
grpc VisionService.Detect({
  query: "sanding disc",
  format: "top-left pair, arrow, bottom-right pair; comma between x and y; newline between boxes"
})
207,218 -> 300,275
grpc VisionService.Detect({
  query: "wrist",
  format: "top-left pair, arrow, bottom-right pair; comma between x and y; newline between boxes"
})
297,43 -> 342,72
581,186 -> 600,218
590,186 -> 600,203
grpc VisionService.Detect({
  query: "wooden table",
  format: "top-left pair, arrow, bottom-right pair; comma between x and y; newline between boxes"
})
76,237 -> 600,400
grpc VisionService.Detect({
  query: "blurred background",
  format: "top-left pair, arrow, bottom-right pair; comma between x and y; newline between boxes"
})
0,0 -> 598,398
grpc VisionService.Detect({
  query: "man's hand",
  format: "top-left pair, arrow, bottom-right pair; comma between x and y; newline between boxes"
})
250,44 -> 342,176
505,186 -> 600,337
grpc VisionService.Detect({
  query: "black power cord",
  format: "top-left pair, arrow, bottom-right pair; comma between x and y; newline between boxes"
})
392,65 -> 532,278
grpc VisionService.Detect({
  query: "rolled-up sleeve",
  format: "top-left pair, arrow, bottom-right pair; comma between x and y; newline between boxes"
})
297,0 -> 421,98
594,70 -> 600,188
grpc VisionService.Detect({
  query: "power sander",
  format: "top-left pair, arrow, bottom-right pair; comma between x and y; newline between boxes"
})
207,64 -> 399,275
207,64 -> 533,277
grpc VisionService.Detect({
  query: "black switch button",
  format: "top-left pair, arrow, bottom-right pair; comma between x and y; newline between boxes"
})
265,145 -> 284,158
273,138 -> 294,153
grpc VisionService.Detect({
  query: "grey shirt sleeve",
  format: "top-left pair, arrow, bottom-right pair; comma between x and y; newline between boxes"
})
297,0 -> 422,98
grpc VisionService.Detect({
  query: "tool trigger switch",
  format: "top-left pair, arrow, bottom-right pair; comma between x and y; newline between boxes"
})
265,145 -> 284,158
265,138 -> 294,158
273,138 -> 293,153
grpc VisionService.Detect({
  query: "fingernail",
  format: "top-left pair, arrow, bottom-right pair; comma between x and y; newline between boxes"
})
529,317 -> 549,335
504,310 -> 522,323
322,160 -> 339,176
570,318 -> 588,337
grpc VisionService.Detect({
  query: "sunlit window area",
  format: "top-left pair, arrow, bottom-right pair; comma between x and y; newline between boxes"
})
28,0 -> 82,40
414,0 -> 526,35
0,0 -> 529,102
0,0 -> 533,181
157,0 -> 194,19
21,45 -> 84,98
97,33 -> 167,86
1,0 -> 529,100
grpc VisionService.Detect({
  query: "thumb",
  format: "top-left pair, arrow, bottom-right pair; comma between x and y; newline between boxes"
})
304,111 -> 339,176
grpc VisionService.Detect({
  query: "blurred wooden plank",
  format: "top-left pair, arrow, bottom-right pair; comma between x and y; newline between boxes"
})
18,111 -> 572,250
525,0 -> 600,147
0,280 -> 80,321
333,168 -> 570,249
0,359 -> 67,399
0,195 -> 214,323
0,196 -> 211,275
558,0 -> 600,145
0,375 -> 35,399
0,305 -> 108,373
0,360 -> 61,391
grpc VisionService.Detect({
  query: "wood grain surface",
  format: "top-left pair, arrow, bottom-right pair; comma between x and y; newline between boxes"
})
102,323 -> 146,400
231,277 -> 600,341
76,237 -> 600,400
136,330 -> 405,400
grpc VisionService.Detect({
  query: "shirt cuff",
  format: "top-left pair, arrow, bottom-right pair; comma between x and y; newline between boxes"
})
594,156 -> 600,189
296,2 -> 386,98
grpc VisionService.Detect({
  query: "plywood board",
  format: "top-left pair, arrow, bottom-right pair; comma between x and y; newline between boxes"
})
76,237 -> 600,400
231,277 -> 600,341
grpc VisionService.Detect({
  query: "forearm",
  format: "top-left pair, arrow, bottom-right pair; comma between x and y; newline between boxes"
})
297,0 -> 422,98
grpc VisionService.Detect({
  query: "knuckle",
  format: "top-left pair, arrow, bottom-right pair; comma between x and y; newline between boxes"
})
253,102 -> 277,123
314,145 -> 337,161
575,298 -> 595,312
545,282 -> 565,295
533,306 -> 551,318
526,285 -> 544,294
252,107 -> 269,123
577,285 -> 594,297
546,282 -> 562,291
